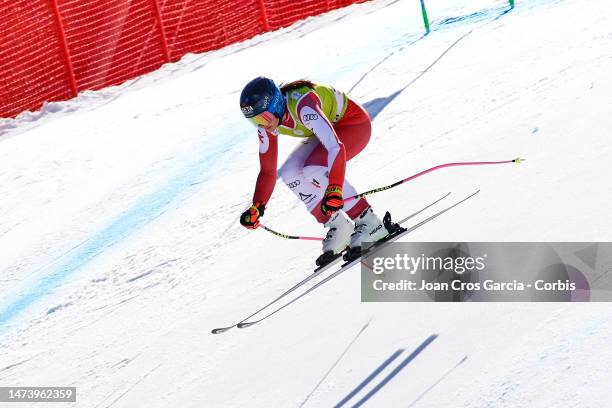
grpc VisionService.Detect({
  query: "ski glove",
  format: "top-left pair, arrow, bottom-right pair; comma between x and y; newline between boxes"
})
240,201 -> 265,229
321,184 -> 344,216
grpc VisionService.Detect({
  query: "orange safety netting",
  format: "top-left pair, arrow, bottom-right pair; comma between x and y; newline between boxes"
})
0,0 -> 366,119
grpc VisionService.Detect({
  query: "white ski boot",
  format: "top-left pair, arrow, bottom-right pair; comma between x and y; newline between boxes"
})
315,211 -> 354,266
347,206 -> 389,254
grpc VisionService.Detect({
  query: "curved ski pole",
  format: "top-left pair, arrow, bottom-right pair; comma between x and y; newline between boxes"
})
259,157 -> 523,240
344,158 -> 523,203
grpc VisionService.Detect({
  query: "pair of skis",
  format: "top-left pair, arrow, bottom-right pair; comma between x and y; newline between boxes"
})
211,190 -> 479,334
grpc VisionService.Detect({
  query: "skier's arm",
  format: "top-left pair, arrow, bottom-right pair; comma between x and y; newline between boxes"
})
296,92 -> 346,187
252,127 -> 278,205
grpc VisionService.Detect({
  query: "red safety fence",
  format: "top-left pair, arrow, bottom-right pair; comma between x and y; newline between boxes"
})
0,0 -> 366,119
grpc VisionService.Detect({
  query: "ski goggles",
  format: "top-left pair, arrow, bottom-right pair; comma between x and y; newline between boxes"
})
248,111 -> 277,128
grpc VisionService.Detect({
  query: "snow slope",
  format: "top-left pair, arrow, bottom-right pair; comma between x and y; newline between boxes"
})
1,0 -> 611,406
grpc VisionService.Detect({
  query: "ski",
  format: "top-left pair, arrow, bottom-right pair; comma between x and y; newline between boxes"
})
211,192 -> 451,334
211,253 -> 341,334
236,190 -> 480,329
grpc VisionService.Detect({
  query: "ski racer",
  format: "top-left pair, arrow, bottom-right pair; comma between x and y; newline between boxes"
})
238,77 -> 390,265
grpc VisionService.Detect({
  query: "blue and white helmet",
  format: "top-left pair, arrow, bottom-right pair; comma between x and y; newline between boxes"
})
240,77 -> 285,119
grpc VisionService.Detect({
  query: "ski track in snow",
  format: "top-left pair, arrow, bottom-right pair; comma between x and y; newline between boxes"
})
1,0 -> 612,407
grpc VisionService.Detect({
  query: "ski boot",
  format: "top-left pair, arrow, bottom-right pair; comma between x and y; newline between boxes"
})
315,211 -> 353,267
343,207 -> 401,262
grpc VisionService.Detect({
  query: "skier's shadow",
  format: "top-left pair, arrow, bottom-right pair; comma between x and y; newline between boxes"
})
363,90 -> 403,121
361,5 -> 514,121
334,334 -> 438,407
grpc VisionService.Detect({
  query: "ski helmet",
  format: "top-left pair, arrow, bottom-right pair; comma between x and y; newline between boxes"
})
240,77 -> 285,124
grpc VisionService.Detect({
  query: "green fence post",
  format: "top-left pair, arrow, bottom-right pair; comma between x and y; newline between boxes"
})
509,0 -> 515,8
420,0 -> 430,34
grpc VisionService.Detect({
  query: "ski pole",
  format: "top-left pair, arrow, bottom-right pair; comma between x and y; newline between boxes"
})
343,157 -> 524,203
258,157 -> 523,240
258,225 -> 323,241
